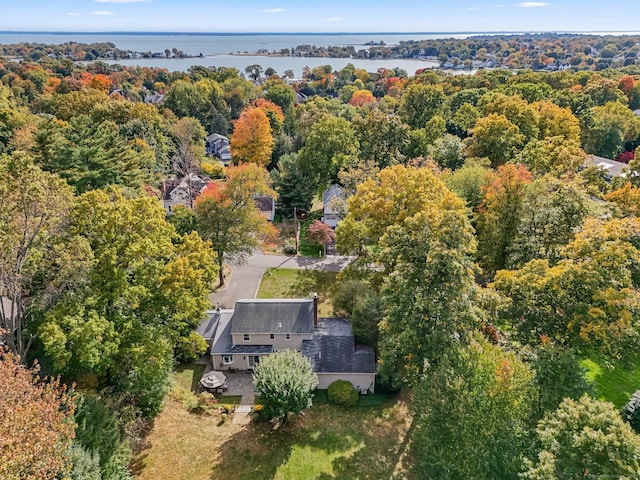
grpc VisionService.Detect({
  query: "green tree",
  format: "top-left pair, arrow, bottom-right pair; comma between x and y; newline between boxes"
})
399,83 -> 446,128
252,350 -> 318,425
0,152 -> 74,359
583,101 -> 640,159
522,395 -> 640,480
467,113 -> 525,167
263,80 -> 296,114
39,188 -> 216,383
443,157 -> 491,208
298,115 -> 359,192
352,109 -> 409,168
412,336 -> 534,479
271,153 -> 315,214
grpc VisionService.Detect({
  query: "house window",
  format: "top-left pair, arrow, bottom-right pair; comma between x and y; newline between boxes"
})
222,355 -> 233,365
243,334 -> 250,341
269,333 -> 275,340
285,333 -> 291,340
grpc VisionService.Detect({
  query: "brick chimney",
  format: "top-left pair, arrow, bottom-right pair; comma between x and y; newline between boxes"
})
313,292 -> 318,327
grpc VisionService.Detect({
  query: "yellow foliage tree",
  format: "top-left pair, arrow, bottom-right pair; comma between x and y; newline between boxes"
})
230,107 -> 274,167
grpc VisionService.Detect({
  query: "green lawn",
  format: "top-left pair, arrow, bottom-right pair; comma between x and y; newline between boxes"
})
257,268 -> 337,317
581,355 -> 640,408
173,362 -> 206,392
211,400 -> 411,480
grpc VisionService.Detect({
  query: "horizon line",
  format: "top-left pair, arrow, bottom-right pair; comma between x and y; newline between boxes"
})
1,30 -> 640,36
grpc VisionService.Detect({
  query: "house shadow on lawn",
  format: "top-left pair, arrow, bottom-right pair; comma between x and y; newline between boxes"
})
211,401 -> 410,480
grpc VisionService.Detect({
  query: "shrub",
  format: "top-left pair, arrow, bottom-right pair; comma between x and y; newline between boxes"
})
623,389 -> 640,433
283,243 -> 297,255
327,380 -> 359,406
181,390 -> 217,414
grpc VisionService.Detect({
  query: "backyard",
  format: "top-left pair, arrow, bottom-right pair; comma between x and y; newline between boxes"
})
133,364 -> 412,480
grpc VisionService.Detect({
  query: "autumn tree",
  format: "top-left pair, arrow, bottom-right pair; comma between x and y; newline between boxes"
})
39,188 -> 216,414
493,217 -> 640,360
519,135 -> 586,176
476,163 -> 532,275
0,349 -> 76,480
605,181 -> 640,217
306,220 -> 336,251
230,107 -> 274,167
467,113 -> 525,167
412,336 -> 534,479
522,395 -> 640,479
398,83 -> 446,128
479,92 -> 540,142
348,89 -> 375,107
0,152 -> 74,359
195,164 -> 276,286
337,165 -> 480,384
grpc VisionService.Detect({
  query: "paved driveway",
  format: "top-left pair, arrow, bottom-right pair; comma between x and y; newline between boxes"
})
209,252 -> 353,308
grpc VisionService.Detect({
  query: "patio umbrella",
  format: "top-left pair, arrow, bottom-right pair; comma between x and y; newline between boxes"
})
199,370 -> 227,389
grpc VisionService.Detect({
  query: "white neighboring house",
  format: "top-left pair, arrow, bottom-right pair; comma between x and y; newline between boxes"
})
205,133 -> 232,164
161,174 -> 211,215
197,298 -> 376,393
322,184 -> 347,228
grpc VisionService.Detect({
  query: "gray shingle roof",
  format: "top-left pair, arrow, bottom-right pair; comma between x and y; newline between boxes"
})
230,299 -> 314,334
583,155 -> 628,178
196,310 -> 220,342
226,345 -> 273,354
210,310 -> 234,354
322,184 -> 346,206
303,318 -> 376,374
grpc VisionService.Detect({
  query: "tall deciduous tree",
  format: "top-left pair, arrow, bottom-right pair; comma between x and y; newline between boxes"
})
0,349 -> 76,480
39,188 -> 217,403
476,163 -> 532,275
522,395 -> 640,480
298,115 -> 359,192
252,349 -> 318,425
230,107 -> 274,167
493,217 -> 640,360
0,152 -> 74,359
195,164 -> 275,286
412,336 -> 534,479
467,113 -> 525,167
398,83 -> 446,128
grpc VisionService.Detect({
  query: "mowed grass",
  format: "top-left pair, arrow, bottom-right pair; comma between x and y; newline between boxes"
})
134,365 -> 412,480
257,268 -> 337,317
211,400 -> 411,480
173,362 -> 206,392
581,354 -> 640,408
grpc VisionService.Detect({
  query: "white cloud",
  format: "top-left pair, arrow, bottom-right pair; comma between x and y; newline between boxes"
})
263,8 -> 285,13
326,17 -> 343,22
93,0 -> 151,3
514,2 -> 549,7
91,11 -> 114,15
67,12 -> 80,16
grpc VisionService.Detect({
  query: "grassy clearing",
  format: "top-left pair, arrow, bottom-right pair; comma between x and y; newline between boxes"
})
257,268 -> 337,317
135,371 -> 411,480
212,400 -> 411,480
174,363 -> 206,392
581,355 -> 640,408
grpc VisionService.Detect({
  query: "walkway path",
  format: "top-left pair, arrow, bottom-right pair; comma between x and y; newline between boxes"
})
209,252 -> 353,308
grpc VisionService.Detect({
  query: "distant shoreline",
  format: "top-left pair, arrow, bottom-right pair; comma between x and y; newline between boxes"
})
2,30 -> 640,36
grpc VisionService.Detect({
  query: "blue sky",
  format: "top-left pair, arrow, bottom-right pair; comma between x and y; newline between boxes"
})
0,0 -> 636,33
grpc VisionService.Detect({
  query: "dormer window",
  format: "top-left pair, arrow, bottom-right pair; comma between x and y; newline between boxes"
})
243,334 -> 250,341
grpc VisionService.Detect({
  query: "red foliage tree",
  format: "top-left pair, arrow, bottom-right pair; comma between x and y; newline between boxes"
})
306,220 -> 336,249
0,349 -> 76,479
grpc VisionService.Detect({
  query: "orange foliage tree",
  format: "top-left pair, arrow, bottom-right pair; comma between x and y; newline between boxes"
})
89,73 -> 112,93
0,349 -> 76,480
230,107 -> 274,167
348,89 -> 376,107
